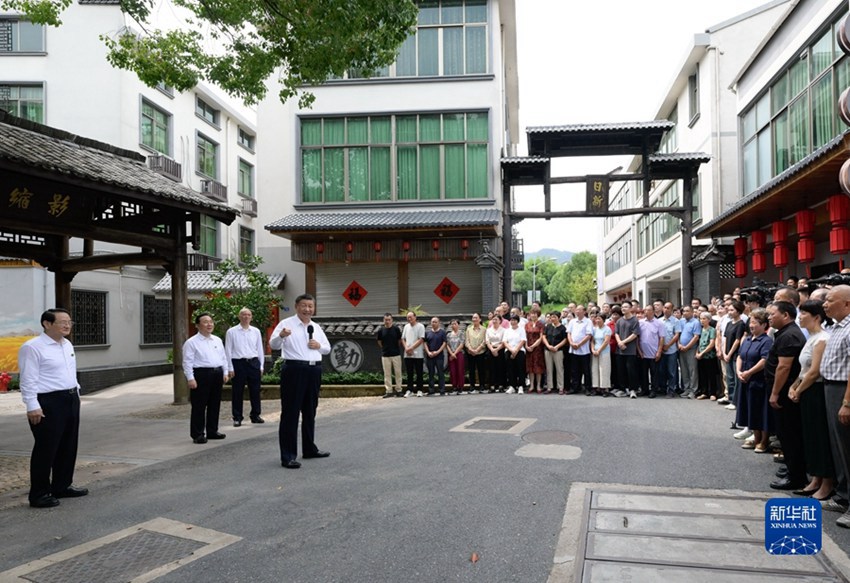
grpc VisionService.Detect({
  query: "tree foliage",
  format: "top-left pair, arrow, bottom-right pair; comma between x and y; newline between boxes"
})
192,255 -> 280,341
545,251 -> 597,305
513,257 -> 559,305
5,0 -> 418,106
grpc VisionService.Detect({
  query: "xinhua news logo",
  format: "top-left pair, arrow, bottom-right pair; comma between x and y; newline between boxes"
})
765,499 -> 821,555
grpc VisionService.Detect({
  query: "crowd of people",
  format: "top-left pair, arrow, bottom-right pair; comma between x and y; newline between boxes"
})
375,280 -> 850,530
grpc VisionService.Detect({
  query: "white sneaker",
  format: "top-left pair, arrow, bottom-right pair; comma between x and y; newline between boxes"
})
461,391 -> 469,395
717,397 -> 730,405
518,387 -> 524,395
725,403 -> 737,410
733,428 -> 752,440
416,391 -> 424,398
611,389 -> 626,398
471,389 -> 479,394
506,387 -> 516,394
837,510 -> 850,529
403,390 -> 411,398
629,390 -> 637,399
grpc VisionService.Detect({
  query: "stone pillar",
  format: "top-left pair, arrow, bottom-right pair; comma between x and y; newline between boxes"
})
691,241 -> 732,303
476,239 -> 504,311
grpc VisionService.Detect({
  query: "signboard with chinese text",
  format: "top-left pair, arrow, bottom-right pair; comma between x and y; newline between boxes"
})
330,340 -> 363,372
342,280 -> 368,307
433,277 -> 459,304
585,176 -> 609,215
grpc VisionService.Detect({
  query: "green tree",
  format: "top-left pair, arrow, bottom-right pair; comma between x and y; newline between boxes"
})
192,255 -> 280,340
7,0 -> 418,107
545,251 -> 597,305
513,257 -> 559,305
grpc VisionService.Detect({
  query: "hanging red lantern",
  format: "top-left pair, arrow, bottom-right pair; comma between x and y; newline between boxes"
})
345,241 -> 353,261
432,239 -> 440,260
461,239 -> 469,260
316,242 -> 324,263
772,220 -> 789,270
796,210 -> 816,237
751,230 -> 766,273
402,240 -> 410,262
752,253 -> 767,273
828,195 -> 850,269
829,194 -> 850,223
373,241 -> 382,262
733,237 -> 748,279
796,210 -> 816,276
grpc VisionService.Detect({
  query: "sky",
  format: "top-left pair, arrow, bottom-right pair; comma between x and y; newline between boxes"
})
513,0 -> 781,254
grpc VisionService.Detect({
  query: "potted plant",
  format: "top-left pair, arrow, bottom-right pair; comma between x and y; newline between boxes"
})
0,372 -> 11,393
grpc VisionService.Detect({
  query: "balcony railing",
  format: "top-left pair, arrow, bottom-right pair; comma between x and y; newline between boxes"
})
241,197 -> 257,217
147,154 -> 182,182
186,253 -> 221,271
511,237 -> 525,271
200,179 -> 228,202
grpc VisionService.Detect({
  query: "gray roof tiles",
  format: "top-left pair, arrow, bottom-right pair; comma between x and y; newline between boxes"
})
152,272 -> 285,293
526,121 -> 675,134
266,208 -> 500,232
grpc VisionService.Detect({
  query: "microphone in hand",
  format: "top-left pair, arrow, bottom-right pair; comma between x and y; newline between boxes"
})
307,324 -> 314,342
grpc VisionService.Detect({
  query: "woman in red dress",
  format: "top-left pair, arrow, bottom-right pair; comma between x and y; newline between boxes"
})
525,308 -> 545,393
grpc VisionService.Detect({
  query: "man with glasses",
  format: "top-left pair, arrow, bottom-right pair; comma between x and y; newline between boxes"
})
18,309 -> 88,508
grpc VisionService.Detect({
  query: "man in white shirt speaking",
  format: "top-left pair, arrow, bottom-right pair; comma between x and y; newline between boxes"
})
270,294 -> 331,469
226,307 -> 265,426
19,308 -> 88,508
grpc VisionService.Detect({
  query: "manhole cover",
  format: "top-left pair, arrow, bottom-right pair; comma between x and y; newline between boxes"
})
522,430 -> 577,444
468,419 -> 521,431
24,530 -> 205,583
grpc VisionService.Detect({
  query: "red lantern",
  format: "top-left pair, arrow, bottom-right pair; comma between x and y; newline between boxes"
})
316,242 -> 324,263
734,258 -> 748,279
831,226 -> 850,255
345,241 -> 353,261
432,239 -> 440,260
733,237 -> 748,279
751,230 -> 767,252
461,239 -> 469,260
796,210 -> 816,276
828,195 -> 850,268
829,194 -> 850,223
752,253 -> 767,273
772,220 -> 788,270
402,240 -> 410,262
373,241 -> 382,262
796,210 -> 816,237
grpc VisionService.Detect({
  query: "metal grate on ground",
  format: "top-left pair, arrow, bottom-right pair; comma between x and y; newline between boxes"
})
450,416 -> 536,435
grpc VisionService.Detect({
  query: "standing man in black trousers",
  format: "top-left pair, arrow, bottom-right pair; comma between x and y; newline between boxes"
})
182,312 -> 230,444
270,294 -> 331,469
226,307 -> 266,426
18,308 -> 88,508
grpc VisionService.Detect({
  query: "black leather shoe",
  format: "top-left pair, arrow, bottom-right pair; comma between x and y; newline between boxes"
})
193,436 -> 208,444
54,486 -> 88,498
282,460 -> 301,469
648,391 -> 656,399
233,420 -> 242,427
303,450 -> 330,459
208,432 -> 226,440
30,494 -> 60,508
770,478 -> 805,490
251,416 -> 265,424
776,466 -> 788,478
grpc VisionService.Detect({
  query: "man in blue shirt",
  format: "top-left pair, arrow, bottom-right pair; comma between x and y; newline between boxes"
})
677,305 -> 702,399
659,302 -> 682,398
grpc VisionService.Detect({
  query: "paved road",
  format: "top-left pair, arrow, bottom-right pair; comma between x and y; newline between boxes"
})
0,378 -> 848,582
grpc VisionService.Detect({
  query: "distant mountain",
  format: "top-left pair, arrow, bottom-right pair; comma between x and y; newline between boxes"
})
526,248 -> 574,264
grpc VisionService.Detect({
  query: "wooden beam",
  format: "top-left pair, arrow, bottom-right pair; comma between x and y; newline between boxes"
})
510,207 -> 687,220
59,252 -> 168,273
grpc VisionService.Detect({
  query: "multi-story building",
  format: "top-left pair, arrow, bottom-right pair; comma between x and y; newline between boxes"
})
600,0 -> 790,305
260,0 -> 519,317
696,0 -> 850,283
0,1 -> 261,383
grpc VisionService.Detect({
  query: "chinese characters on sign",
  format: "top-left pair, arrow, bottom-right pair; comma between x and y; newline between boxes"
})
330,340 -> 363,372
764,499 -> 821,555
585,176 -> 609,216
6,187 -> 72,218
342,280 -> 368,307
433,277 -> 460,304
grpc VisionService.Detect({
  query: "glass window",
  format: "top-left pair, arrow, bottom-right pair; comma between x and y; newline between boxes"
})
238,159 -> 254,197
71,290 -> 107,346
300,112 -> 488,203
773,111 -> 789,175
772,73 -> 788,115
812,31 -> 833,77
141,100 -> 170,155
789,57 -> 808,98
239,227 -> 255,260
788,95 -> 809,165
811,71 -> 833,149
195,97 -> 219,126
199,215 -> 218,257
0,84 -> 44,122
196,134 -> 217,178
0,19 -> 44,52
688,66 -> 700,122
237,128 -> 255,150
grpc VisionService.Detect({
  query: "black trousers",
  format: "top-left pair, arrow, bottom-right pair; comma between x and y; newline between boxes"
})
571,353 -> 592,392
231,358 -> 262,421
279,362 -> 322,463
609,352 -> 621,391
29,390 -> 80,502
775,388 -> 808,485
404,357 -> 424,393
505,351 -> 526,388
639,358 -> 660,395
466,352 -> 486,390
190,368 -> 223,439
617,354 -> 640,392
426,355 -> 446,394
488,349 -> 506,390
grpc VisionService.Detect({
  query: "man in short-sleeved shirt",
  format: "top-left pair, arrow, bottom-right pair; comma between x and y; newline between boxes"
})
401,312 -> 426,397
638,306 -> 664,397
615,303 -> 641,397
376,313 -> 403,398
659,302 -> 682,397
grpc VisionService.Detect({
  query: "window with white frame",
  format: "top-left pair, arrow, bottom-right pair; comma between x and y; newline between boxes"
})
688,65 -> 700,124
238,159 -> 254,198
237,128 -> 255,150
196,133 -> 218,178
637,182 -> 680,258
239,226 -> 254,260
0,18 -> 44,52
0,84 -> 43,122
195,96 -> 219,126
300,112 -> 488,203
347,0 -> 487,79
141,99 -> 170,155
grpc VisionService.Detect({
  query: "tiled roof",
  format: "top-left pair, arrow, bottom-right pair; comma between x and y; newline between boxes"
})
501,156 -> 550,164
266,209 -> 500,232
649,153 -> 712,164
152,272 -> 285,293
320,320 -> 470,337
526,121 -> 675,134
0,111 -> 237,220
694,129 -> 850,238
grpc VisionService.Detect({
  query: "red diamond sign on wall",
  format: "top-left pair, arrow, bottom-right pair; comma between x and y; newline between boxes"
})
434,277 -> 460,304
343,280 -> 368,307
